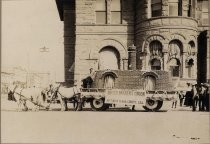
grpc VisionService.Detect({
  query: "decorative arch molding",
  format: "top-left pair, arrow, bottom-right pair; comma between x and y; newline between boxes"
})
142,71 -> 159,79
168,33 -> 186,44
187,35 -> 197,44
100,71 -> 119,79
96,38 -> 127,59
142,35 -> 166,53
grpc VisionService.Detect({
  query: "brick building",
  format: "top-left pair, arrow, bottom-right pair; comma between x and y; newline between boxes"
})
56,0 -> 210,88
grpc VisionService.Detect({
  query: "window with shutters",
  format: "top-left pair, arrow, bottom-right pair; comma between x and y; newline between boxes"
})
111,0 -> 122,24
96,0 -> 107,24
151,0 -> 162,17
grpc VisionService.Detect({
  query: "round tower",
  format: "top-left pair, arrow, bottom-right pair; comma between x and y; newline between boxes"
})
135,0 -> 198,88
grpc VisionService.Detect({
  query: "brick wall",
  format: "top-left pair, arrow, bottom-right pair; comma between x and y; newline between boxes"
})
92,70 -> 174,91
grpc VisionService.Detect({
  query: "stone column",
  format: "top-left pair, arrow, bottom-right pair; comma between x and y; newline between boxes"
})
106,0 -> 111,24
162,0 -> 169,16
123,59 -> 128,70
193,55 -> 197,79
162,45 -> 168,71
128,44 -> 137,70
182,0 -> 188,17
145,54 -> 150,71
147,0 -> 151,18
163,53 -> 168,71
182,52 -> 188,78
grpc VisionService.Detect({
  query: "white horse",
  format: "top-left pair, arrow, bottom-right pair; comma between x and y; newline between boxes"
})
42,83 -> 82,111
8,86 -> 47,111
53,83 -> 82,111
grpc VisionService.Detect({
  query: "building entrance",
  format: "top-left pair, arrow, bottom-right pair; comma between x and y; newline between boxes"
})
99,47 -> 120,70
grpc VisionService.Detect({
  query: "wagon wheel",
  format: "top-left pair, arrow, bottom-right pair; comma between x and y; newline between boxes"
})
90,98 -> 109,111
143,99 -> 163,111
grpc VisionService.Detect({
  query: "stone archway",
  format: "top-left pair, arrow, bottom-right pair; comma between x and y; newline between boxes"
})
95,39 -> 127,70
99,46 -> 120,70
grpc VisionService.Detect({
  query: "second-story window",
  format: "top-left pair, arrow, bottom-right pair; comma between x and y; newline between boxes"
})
169,0 -> 178,16
151,0 -> 162,17
178,0 -> 182,16
96,0 -> 107,24
202,0 -> 209,25
111,0 -> 122,24
169,0 -> 182,16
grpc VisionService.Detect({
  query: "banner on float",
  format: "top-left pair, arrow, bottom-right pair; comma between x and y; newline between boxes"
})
105,89 -> 146,105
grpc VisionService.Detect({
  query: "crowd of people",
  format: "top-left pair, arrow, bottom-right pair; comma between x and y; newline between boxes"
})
172,83 -> 210,112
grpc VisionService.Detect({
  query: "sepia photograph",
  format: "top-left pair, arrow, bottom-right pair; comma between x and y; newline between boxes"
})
1,0 -> 210,144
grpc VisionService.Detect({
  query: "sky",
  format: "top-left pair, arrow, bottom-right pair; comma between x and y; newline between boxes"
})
2,0 -> 64,81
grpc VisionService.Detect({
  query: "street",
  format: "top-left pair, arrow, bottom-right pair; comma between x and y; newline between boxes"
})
1,98 -> 210,144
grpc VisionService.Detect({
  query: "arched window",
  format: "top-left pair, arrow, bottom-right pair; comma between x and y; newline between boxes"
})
187,41 -> 195,78
149,40 -> 163,57
187,59 -> 194,78
188,41 -> 196,56
168,40 -> 182,59
99,47 -> 120,70
168,58 -> 180,77
144,75 -> 156,91
151,59 -> 161,70
104,75 -> 115,89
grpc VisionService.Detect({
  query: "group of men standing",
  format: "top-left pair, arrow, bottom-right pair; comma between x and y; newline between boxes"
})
184,83 -> 210,111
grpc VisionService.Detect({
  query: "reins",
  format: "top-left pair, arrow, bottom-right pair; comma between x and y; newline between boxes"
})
14,90 -> 47,108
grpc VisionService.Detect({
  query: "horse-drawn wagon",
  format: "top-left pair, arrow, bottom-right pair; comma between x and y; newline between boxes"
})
79,69 -> 178,111
7,69 -> 178,112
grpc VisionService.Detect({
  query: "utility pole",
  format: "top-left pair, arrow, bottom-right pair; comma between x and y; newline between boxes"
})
40,46 -> 50,87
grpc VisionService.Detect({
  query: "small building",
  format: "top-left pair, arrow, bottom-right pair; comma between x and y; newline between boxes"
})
1,66 -> 51,94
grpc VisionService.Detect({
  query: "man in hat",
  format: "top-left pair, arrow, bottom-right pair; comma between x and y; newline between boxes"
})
198,83 -> 206,111
82,68 -> 96,88
192,84 -> 199,111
